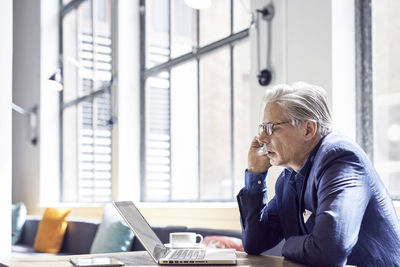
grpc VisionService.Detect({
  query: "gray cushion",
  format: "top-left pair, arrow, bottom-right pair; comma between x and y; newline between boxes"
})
60,219 -> 99,254
17,216 -> 40,246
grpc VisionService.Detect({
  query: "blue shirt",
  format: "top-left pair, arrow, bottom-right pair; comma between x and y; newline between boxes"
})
237,132 -> 400,266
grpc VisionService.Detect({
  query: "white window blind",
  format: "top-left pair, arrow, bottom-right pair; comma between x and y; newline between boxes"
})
146,71 -> 172,201
61,0 -> 113,203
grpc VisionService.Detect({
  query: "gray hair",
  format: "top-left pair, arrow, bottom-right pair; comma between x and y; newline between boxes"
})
263,81 -> 333,136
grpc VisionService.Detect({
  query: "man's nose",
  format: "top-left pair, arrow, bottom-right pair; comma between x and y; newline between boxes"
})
259,131 -> 271,144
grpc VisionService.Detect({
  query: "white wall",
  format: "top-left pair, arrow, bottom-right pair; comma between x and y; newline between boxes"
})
331,0 -> 356,140
40,0 -> 60,206
114,0 -> 141,201
12,0 -> 41,214
13,0 -> 60,214
289,0 -> 356,138
286,1 -> 333,91
0,0 -> 13,257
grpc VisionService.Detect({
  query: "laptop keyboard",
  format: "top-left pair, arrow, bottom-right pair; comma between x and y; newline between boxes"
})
170,249 -> 206,260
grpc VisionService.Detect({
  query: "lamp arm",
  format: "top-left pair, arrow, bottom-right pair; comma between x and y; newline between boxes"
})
12,102 -> 39,145
11,102 -> 30,116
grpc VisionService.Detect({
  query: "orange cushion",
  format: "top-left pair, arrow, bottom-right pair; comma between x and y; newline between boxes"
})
33,208 -> 71,254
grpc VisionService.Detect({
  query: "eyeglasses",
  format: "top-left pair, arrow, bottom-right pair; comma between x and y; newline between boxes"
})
258,121 -> 290,136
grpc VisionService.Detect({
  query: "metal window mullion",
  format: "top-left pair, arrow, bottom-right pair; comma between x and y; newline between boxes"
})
76,92 -> 82,202
143,29 -> 249,78
107,0 -> 115,202
92,98 -> 99,202
90,0 -> 96,202
230,0 -> 235,199
110,0 -> 117,201
355,0 -> 373,161
139,0 -> 147,201
75,4 -> 81,202
62,86 -> 110,109
59,0 -> 64,202
61,0 -> 86,17
196,9 -> 201,201
168,0 -> 172,201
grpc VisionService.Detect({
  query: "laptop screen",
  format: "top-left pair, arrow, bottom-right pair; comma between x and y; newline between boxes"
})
113,201 -> 168,261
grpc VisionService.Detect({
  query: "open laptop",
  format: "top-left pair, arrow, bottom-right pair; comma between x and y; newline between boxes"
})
113,201 -> 237,265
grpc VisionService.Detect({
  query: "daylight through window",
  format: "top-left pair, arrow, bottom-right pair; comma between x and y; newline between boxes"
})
141,0 -> 251,202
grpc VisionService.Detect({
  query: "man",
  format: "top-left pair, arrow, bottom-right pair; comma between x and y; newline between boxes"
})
237,82 -> 400,266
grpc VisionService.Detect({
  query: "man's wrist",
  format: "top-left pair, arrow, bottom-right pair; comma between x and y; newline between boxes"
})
245,169 -> 267,189
248,167 -> 264,174
247,166 -> 270,174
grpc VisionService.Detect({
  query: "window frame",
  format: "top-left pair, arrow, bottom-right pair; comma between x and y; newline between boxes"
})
139,0 -> 250,202
59,0 -> 115,203
355,0 -> 373,160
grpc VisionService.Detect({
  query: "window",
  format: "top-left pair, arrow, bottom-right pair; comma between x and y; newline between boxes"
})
141,0 -> 251,202
371,0 -> 400,200
60,0 -> 114,203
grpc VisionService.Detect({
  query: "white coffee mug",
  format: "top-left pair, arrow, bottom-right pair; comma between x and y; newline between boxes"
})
169,232 -> 203,248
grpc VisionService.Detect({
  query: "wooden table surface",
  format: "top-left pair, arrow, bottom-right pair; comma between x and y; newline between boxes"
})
0,251 -> 308,267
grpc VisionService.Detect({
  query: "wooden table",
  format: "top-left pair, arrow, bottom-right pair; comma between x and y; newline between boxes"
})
0,251 -> 308,267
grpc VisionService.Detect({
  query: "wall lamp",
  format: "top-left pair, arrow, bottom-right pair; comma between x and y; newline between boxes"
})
256,3 -> 274,86
11,69 -> 63,146
12,103 -> 39,146
47,69 -> 63,91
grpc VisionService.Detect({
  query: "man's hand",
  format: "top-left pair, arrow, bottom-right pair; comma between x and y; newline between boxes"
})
248,136 -> 271,173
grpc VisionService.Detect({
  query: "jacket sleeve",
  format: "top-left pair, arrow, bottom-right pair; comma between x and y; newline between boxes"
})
237,170 -> 284,254
282,148 -> 371,267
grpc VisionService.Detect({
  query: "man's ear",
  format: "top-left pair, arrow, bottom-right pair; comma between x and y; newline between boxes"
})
304,120 -> 318,140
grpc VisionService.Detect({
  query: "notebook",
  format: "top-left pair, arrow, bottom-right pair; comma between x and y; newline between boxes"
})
112,201 -> 237,265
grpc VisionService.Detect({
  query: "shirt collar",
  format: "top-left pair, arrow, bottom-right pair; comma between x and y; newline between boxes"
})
298,134 -> 326,177
286,134 -> 327,178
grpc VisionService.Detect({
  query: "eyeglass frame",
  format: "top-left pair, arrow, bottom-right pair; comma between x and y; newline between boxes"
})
258,121 -> 291,136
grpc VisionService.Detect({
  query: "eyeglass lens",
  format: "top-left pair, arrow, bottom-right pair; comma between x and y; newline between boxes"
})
259,123 -> 273,136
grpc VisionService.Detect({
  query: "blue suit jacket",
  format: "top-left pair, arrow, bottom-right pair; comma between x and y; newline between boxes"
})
237,132 -> 400,266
